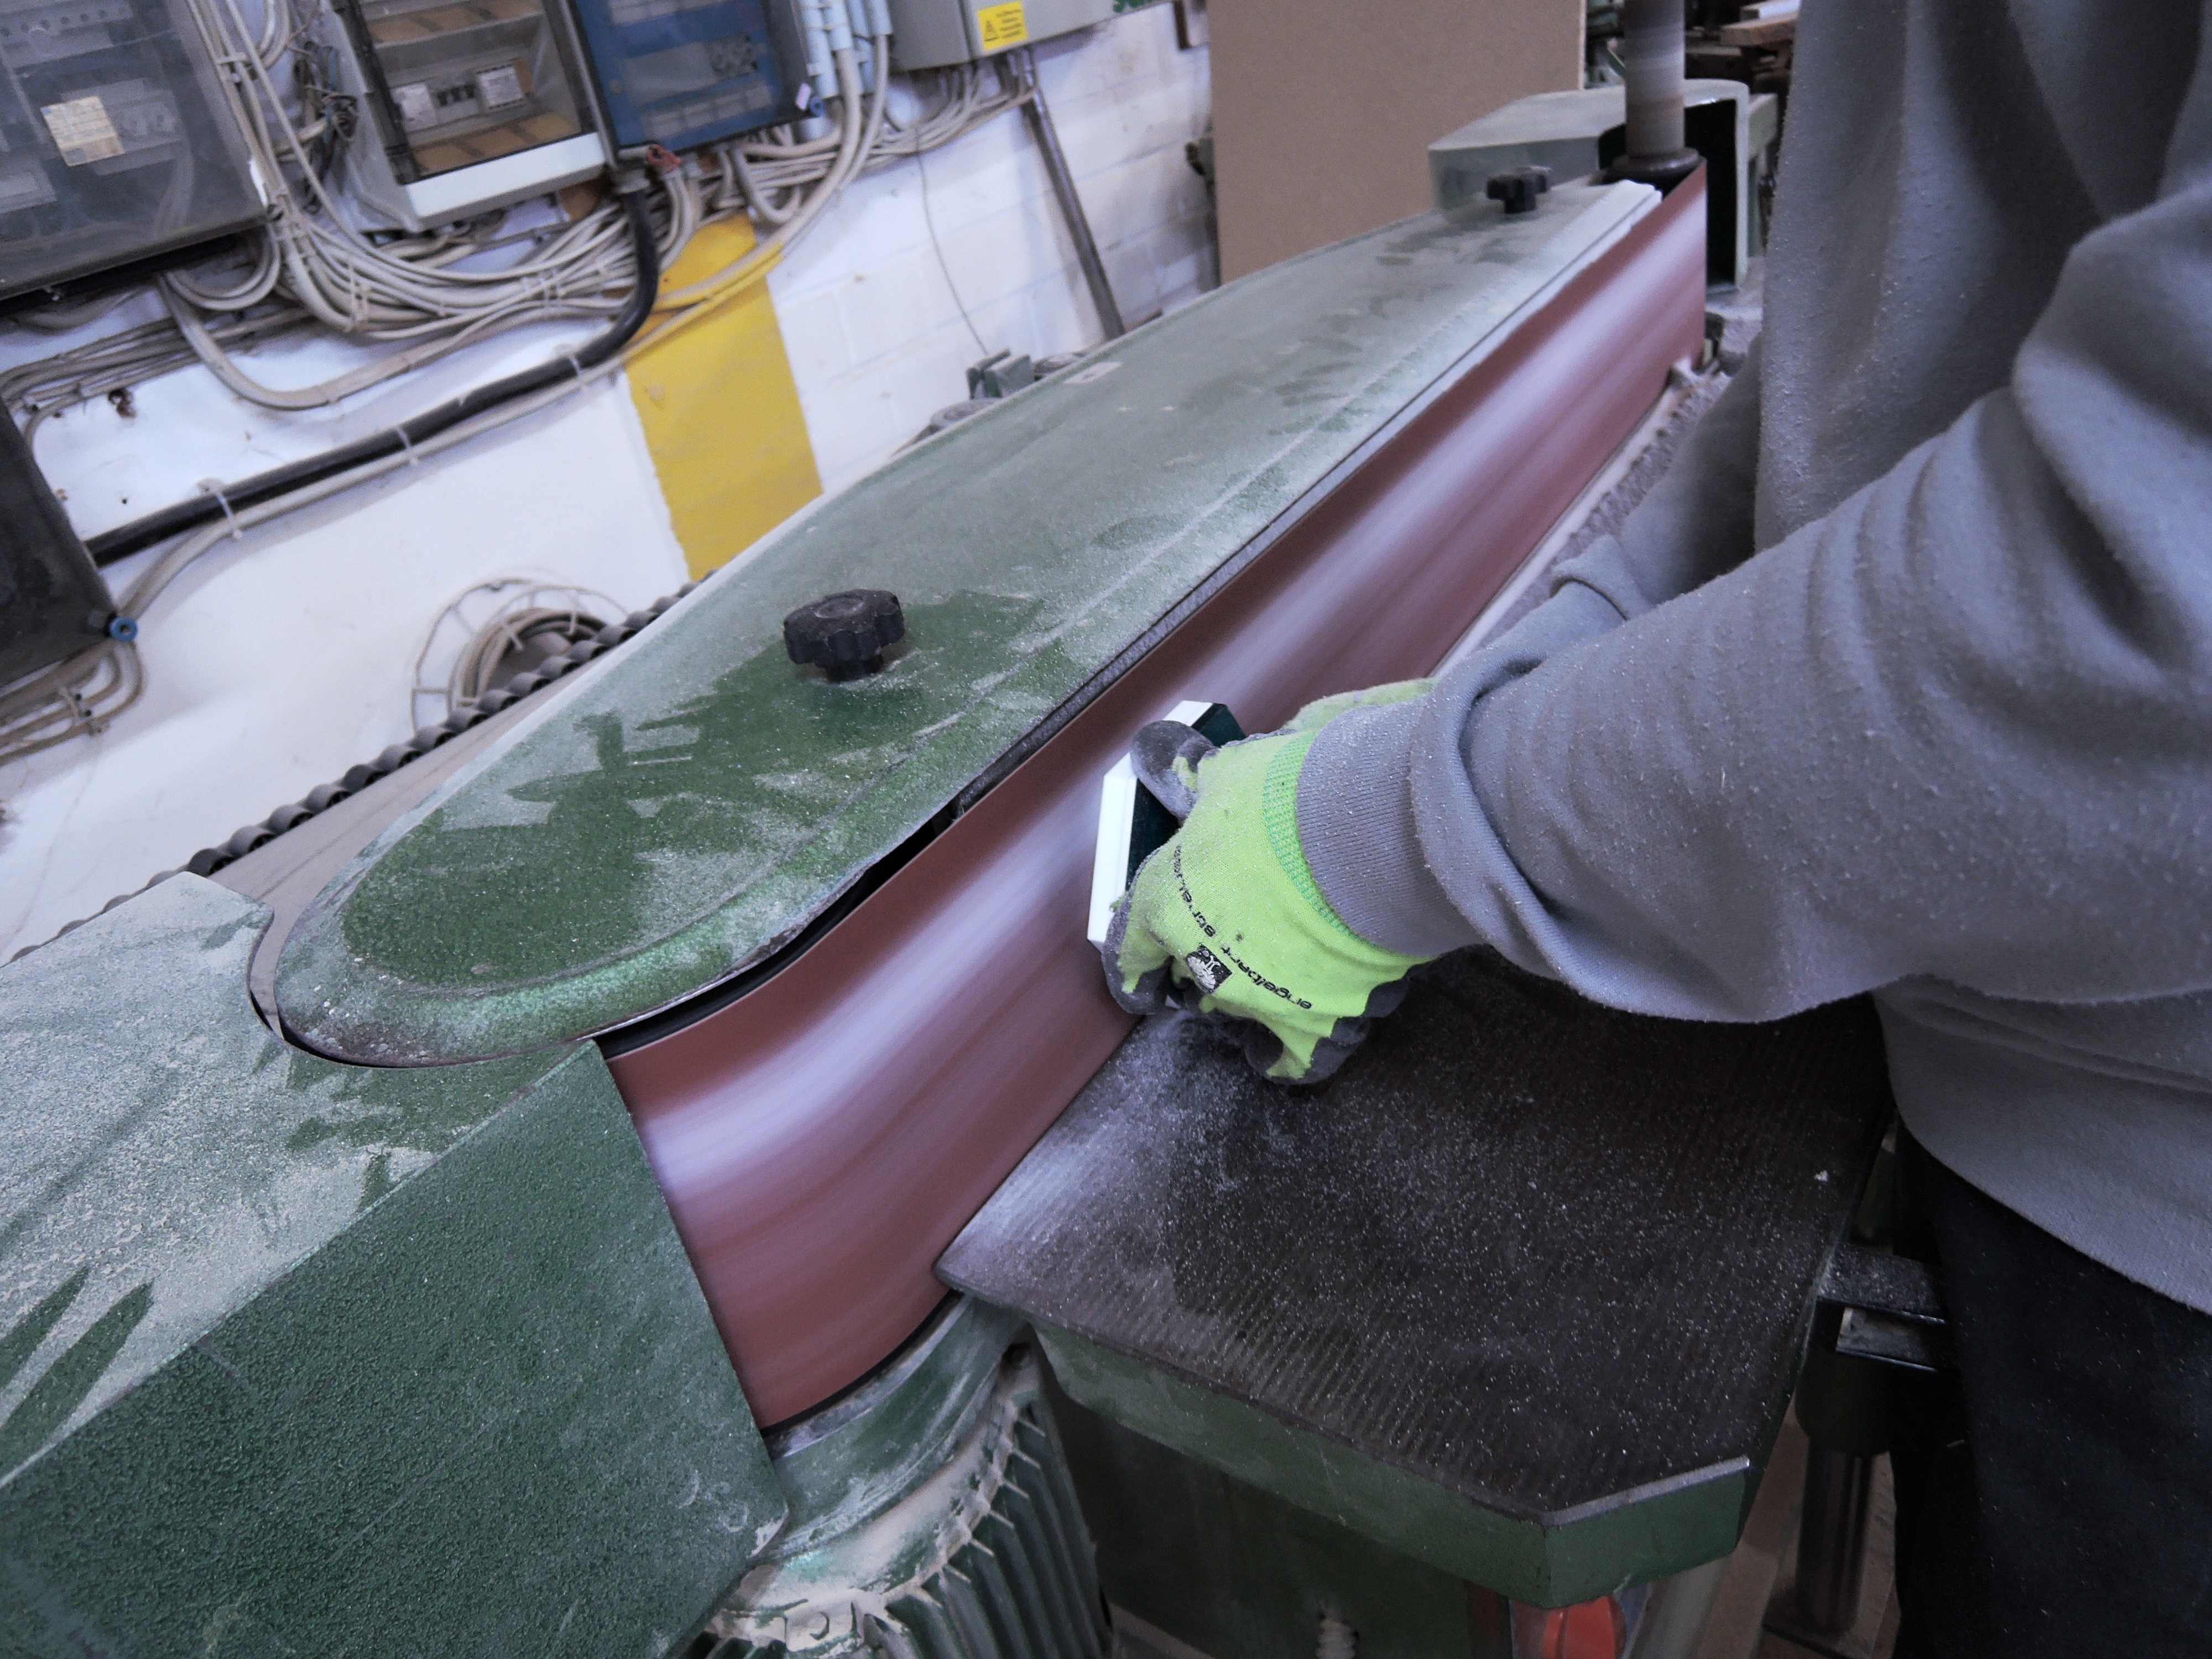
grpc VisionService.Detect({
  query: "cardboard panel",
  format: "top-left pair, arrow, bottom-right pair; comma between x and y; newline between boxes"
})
1211,0 -> 1584,279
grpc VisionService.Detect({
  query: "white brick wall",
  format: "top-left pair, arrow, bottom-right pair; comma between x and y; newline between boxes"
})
771,6 -> 1215,493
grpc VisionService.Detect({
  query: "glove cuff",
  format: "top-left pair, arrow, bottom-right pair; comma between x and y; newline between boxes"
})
1297,698 -> 1481,959
1259,728 -> 1371,943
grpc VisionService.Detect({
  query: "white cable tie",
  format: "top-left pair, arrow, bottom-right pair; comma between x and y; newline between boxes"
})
59,682 -> 96,737
197,477 -> 243,541
395,425 -> 418,467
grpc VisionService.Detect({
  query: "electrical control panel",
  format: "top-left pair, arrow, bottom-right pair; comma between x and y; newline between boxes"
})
0,0 -> 266,302
884,0 -> 1138,70
566,0 -> 797,156
0,408 -> 114,690
327,0 -> 608,229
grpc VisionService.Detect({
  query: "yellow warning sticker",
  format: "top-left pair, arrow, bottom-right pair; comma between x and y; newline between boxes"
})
976,0 -> 1027,49
42,96 -> 123,166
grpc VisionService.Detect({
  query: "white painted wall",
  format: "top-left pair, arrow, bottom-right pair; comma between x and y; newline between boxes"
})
0,377 -> 691,958
773,4 -> 1215,492
0,9 -> 1213,958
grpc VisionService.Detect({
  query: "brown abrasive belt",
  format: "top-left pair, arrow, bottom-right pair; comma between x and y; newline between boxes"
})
609,175 -> 1709,1427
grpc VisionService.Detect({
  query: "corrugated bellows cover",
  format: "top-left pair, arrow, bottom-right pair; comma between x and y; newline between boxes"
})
695,1314 -> 1108,1658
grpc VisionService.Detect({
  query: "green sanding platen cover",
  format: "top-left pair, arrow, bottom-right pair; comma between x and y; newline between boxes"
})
0,877 -> 782,1655
278,184 -> 1650,1066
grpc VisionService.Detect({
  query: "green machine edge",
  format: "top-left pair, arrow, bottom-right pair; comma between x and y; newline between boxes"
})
0,878 -> 783,1655
273,182 -> 1656,1067
1033,1322 -> 1750,1609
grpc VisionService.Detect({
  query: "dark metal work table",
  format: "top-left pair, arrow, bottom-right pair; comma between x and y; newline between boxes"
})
939,950 -> 1891,1607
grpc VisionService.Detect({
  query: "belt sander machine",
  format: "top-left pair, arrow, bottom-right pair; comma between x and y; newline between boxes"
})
0,169 -> 1708,1656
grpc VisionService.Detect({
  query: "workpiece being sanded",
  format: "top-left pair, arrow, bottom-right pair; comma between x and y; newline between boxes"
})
941,950 -> 1892,1606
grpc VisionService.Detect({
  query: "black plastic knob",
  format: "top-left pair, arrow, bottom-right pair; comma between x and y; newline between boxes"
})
783,589 -> 904,681
1486,165 -> 1552,215
1601,148 -> 1702,194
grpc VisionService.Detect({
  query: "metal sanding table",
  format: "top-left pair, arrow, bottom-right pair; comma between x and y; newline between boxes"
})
940,950 -> 1892,1607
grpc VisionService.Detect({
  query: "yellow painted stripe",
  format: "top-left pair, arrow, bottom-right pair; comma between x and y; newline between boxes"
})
629,216 -> 821,578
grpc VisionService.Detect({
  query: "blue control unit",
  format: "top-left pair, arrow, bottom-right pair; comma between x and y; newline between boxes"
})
568,0 -> 792,154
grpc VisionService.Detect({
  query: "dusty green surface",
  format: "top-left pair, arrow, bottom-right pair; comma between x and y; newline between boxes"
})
277,182 -> 1650,1065
1035,1324 -> 1745,1609
0,877 -> 781,1656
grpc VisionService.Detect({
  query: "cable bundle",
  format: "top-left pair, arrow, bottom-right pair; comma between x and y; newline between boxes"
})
0,638 -> 143,765
2,2 -> 1001,427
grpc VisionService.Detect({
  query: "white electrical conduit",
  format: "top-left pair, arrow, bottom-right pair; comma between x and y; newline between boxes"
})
728,147 -> 799,226
178,0 -> 676,349
109,354 -> 624,637
159,279 -> 618,409
155,0 -> 688,404
4,54 -> 987,428
165,233 -> 285,311
0,638 -> 143,765
656,44 -> 883,311
5,309 -> 309,436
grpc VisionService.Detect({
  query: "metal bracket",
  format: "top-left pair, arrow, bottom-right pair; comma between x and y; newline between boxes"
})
1812,1241 -> 1953,1372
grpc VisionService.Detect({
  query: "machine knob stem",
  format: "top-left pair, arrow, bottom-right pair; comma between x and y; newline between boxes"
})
784,589 -> 905,681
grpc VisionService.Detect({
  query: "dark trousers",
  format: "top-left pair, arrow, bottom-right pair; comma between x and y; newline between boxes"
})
1888,1133 -> 2212,1657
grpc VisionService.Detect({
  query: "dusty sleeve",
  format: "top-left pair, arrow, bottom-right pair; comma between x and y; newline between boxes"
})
1298,104 -> 2212,1016
1546,334 -> 1765,625
1292,341 -> 1765,960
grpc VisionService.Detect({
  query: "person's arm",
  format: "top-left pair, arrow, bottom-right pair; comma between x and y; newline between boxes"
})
1549,335 -> 1765,626
1099,350 -> 1773,1082
1299,139 -> 2212,1019
1292,349 -> 1767,961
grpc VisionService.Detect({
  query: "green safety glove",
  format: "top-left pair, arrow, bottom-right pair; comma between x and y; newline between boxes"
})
1102,682 -> 1436,1084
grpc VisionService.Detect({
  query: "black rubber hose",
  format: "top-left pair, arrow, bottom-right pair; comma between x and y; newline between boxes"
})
87,181 -> 664,568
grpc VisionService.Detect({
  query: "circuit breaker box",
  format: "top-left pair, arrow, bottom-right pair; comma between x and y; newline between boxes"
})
567,0 -> 795,156
885,0 -> 1138,70
328,0 -> 607,229
0,0 -> 266,301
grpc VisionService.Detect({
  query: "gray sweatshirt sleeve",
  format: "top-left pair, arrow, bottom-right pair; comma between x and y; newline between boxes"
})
1294,343 -> 1765,961
1297,111 -> 2212,1019
1545,336 -> 1764,627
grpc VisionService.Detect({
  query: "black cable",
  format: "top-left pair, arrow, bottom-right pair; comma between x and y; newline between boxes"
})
916,142 -> 987,358
86,181 -> 664,568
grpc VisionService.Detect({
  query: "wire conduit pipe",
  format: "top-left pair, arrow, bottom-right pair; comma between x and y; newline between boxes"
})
85,179 -> 664,568
998,46 -> 1125,340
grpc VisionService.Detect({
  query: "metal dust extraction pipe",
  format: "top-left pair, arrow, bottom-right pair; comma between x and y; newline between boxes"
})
999,46 -> 1126,339
1606,0 -> 1702,192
